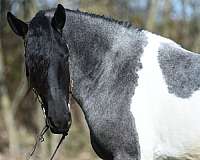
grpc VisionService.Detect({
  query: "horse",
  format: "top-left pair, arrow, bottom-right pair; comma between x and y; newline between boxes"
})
7,4 -> 200,160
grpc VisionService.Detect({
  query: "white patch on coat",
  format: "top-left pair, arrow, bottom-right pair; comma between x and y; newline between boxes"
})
131,31 -> 200,160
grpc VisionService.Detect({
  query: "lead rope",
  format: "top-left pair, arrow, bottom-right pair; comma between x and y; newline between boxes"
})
26,85 -> 71,160
26,124 -> 49,160
26,101 -> 69,160
49,134 -> 66,160
26,122 -> 67,160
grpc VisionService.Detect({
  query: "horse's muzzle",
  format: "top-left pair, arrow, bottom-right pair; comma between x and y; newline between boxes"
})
47,112 -> 72,135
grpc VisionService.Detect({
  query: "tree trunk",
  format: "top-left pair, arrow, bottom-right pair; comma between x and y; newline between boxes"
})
193,33 -> 200,52
0,37 -> 19,155
190,1 -> 200,52
146,0 -> 159,31
162,0 -> 172,37
0,0 -> 19,155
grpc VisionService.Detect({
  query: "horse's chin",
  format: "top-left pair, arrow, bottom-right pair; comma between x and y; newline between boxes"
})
49,126 -> 69,135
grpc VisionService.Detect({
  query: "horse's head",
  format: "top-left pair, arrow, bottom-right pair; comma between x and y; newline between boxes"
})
7,4 -> 71,134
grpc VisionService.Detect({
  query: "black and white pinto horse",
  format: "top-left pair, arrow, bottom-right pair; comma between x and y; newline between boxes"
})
7,4 -> 200,160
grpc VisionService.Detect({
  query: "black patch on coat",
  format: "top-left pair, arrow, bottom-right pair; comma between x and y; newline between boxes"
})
158,43 -> 200,98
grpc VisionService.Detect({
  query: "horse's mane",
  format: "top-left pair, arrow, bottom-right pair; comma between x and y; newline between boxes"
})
44,8 -> 140,30
66,8 -> 133,28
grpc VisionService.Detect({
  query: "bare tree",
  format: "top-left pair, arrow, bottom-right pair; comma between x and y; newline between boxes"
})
162,0 -> 172,37
190,0 -> 200,52
146,0 -> 159,31
0,0 -> 19,155
0,0 -> 39,157
0,37 -> 19,156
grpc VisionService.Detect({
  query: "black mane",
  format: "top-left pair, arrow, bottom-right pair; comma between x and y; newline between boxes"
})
66,8 -> 133,28
44,8 -> 138,29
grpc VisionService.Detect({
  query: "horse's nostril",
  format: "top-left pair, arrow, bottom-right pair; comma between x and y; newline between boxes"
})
48,117 -> 57,128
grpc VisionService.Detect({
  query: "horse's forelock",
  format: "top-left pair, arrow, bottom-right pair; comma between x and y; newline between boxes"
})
25,11 -> 52,73
24,9 -> 69,92
25,52 -> 50,90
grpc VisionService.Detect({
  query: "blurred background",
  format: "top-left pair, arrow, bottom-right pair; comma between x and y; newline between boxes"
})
0,0 -> 199,159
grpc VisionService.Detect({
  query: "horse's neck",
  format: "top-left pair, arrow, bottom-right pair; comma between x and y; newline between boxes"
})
64,12 -> 146,124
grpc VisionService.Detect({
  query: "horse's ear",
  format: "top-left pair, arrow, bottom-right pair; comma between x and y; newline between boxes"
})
51,4 -> 66,33
7,12 -> 28,38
